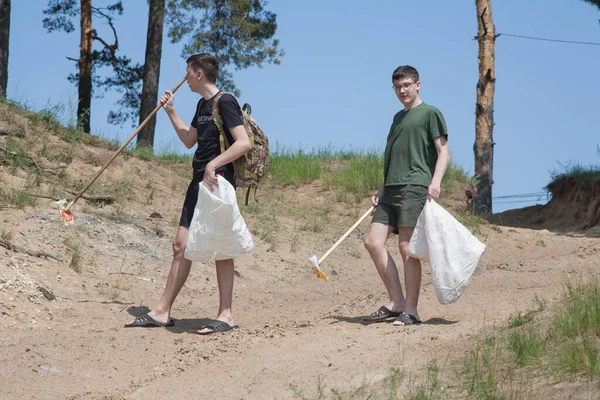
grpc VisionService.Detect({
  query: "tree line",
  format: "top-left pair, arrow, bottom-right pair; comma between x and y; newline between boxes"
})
0,0 -> 283,148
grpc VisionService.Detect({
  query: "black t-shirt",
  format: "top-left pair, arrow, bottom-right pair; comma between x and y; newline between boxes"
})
190,92 -> 244,177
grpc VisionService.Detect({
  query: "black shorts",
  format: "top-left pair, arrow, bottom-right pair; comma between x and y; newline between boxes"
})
179,169 -> 236,228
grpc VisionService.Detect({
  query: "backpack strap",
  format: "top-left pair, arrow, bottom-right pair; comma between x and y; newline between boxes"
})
212,91 -> 230,155
213,93 -> 262,202
213,92 -> 249,152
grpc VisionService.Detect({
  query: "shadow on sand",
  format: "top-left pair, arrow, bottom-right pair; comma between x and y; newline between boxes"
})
330,315 -> 458,326
124,306 -> 220,334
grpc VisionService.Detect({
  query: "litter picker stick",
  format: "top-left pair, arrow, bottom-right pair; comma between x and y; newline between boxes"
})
318,205 -> 375,265
64,77 -> 186,212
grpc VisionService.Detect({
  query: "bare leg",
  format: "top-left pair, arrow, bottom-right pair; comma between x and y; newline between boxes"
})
364,222 -> 406,312
147,226 -> 192,324
198,259 -> 235,334
393,227 -> 421,324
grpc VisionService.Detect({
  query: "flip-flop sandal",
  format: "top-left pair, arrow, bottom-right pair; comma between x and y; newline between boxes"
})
124,313 -> 175,328
362,306 -> 402,321
197,320 -> 238,335
392,313 -> 421,326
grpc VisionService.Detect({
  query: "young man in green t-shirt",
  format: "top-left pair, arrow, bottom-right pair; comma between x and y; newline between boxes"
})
364,65 -> 450,326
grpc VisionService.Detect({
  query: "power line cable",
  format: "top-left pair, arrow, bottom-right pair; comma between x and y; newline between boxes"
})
492,192 -> 548,200
494,200 -> 549,204
497,32 -> 600,46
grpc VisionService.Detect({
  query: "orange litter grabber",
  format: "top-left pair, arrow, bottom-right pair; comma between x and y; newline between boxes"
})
57,199 -> 74,225
308,206 -> 375,281
58,77 -> 187,225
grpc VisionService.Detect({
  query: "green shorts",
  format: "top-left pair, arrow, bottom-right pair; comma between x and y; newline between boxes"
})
371,185 -> 428,229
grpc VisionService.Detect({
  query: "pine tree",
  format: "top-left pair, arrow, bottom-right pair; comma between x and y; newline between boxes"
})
473,0 -> 497,214
43,0 -> 142,133
166,0 -> 283,97
137,0 -> 165,149
0,0 -> 11,100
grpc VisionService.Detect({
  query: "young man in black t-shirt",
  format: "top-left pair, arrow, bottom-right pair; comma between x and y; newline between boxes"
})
125,54 -> 252,334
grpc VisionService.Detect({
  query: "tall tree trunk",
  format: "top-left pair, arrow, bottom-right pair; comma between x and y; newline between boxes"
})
0,0 -> 10,100
137,0 -> 165,149
78,0 -> 93,133
473,0 -> 496,214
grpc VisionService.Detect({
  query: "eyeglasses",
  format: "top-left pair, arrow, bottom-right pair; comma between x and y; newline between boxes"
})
393,82 -> 416,92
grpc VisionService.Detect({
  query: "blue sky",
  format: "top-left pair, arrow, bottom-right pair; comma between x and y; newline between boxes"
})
7,0 -> 600,213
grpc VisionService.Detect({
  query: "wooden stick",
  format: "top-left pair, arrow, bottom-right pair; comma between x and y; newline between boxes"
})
0,238 -> 62,261
64,77 -> 187,211
27,192 -> 115,203
318,206 -> 374,265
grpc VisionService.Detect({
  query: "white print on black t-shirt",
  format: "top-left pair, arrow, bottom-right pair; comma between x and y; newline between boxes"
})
196,115 -> 214,125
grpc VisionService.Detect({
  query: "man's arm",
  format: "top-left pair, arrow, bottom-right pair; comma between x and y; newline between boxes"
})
203,124 -> 252,188
428,135 -> 450,200
160,90 -> 197,149
371,184 -> 384,206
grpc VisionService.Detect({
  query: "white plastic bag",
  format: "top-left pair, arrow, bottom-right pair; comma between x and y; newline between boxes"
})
184,175 -> 254,262
408,200 -> 486,304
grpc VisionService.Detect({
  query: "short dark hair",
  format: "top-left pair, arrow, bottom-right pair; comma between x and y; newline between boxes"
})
186,53 -> 219,83
392,65 -> 419,82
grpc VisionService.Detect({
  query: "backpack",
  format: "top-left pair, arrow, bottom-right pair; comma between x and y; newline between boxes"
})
212,92 -> 269,205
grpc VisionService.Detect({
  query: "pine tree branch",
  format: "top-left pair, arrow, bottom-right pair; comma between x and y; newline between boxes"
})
90,6 -> 119,64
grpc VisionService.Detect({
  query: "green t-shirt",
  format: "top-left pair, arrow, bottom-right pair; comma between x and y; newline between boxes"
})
383,102 -> 448,187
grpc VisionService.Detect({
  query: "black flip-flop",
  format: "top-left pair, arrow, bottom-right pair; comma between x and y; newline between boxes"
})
362,306 -> 402,322
392,313 -> 421,326
124,313 -> 175,328
197,320 -> 238,335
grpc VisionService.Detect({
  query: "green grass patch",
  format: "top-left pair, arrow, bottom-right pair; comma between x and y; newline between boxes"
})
461,342 -> 501,399
549,278 -> 600,378
456,278 -> 600,397
508,328 -> 543,367
156,143 -> 193,163
290,202 -> 331,233
0,140 -> 40,172
408,359 -> 443,400
125,144 -> 154,161
281,269 -> 599,398
442,163 -> 471,193
324,152 -> 383,201
508,311 -> 532,328
547,162 -> 600,193
244,198 -> 282,250
269,146 -> 324,185
0,187 -> 36,208
456,211 -> 487,237
268,144 -> 385,193
289,366 -> 409,400
553,280 -> 600,338
63,236 -> 83,273
74,175 -> 132,200
119,142 -> 192,163
268,145 -> 472,205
